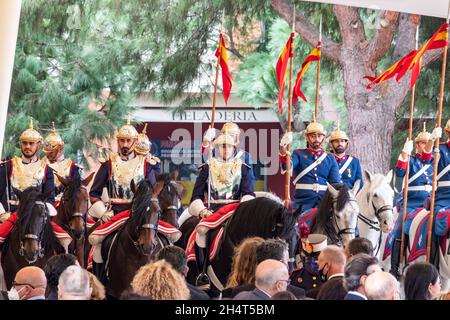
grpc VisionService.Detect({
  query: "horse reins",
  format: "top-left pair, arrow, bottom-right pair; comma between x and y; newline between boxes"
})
20,201 -> 49,261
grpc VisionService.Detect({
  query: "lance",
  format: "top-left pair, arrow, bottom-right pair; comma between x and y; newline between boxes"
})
399,25 -> 419,269
284,6 -> 296,207
314,16 -> 322,122
427,5 -> 450,261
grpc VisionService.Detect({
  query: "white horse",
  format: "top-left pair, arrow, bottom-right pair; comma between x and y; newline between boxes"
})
357,170 -> 396,266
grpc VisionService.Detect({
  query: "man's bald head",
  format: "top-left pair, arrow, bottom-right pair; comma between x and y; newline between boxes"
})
320,245 -> 346,266
364,271 -> 399,300
14,266 -> 47,300
255,259 -> 289,296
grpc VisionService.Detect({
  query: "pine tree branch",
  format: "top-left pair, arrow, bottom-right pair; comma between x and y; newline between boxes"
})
366,11 -> 399,69
271,0 -> 341,63
226,27 -> 244,60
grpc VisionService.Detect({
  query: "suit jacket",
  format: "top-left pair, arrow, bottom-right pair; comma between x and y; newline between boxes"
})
187,283 -> 210,300
233,288 -> 271,300
224,283 -> 305,299
344,292 -> 367,300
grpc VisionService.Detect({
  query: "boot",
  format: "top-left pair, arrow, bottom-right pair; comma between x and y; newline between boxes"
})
390,239 -> 402,280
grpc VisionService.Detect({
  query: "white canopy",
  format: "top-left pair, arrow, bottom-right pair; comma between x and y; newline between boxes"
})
302,0 -> 450,19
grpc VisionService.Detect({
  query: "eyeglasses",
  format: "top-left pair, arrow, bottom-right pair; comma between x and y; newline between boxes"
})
12,281 -> 44,290
277,279 -> 291,285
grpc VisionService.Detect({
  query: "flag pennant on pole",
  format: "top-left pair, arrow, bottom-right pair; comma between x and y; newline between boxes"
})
215,33 -> 233,105
275,33 -> 295,112
365,23 -> 449,89
396,23 -> 449,88
293,42 -> 321,103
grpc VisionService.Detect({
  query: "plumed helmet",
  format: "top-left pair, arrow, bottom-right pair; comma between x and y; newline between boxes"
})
305,121 -> 326,136
19,118 -> 42,143
445,118 -> 450,133
221,122 -> 240,136
213,133 -> 237,146
116,114 -> 138,140
135,124 -> 152,156
415,122 -> 431,143
43,122 -> 64,153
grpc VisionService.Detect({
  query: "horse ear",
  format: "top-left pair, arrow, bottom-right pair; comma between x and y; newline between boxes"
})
13,187 -> 23,201
54,172 -> 69,188
154,179 -> 165,196
385,169 -> 393,184
82,172 -> 95,187
364,170 -> 372,183
352,179 -> 361,195
327,183 -> 339,198
130,179 -> 137,194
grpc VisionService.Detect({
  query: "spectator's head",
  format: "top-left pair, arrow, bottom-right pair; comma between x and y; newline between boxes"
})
316,277 -> 347,300
364,271 -> 400,300
226,236 -> 264,288
43,253 -> 78,297
317,245 -> 346,280
271,290 -> 297,300
345,238 -> 374,259
344,253 -> 380,294
119,288 -> 152,300
131,260 -> 190,300
12,266 -> 47,300
255,259 -> 289,297
156,245 -> 188,276
256,238 -> 289,265
58,265 -> 91,300
404,262 -> 441,300
86,271 -> 106,300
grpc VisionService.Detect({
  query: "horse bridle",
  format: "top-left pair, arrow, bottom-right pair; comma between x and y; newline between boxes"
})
61,186 -> 89,241
19,201 -> 49,261
126,198 -> 161,255
331,198 -> 358,239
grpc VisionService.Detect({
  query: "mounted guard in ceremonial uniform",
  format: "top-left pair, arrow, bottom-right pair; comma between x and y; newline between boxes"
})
328,126 -> 363,191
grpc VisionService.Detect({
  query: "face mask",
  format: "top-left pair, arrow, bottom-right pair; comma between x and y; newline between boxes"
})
318,263 -> 328,282
7,287 -> 23,300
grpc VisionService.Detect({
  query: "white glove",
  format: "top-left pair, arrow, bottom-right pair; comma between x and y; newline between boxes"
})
199,208 -> 213,219
203,127 -> 216,143
402,139 -> 413,155
431,127 -> 442,141
280,132 -> 293,147
101,211 -> 114,222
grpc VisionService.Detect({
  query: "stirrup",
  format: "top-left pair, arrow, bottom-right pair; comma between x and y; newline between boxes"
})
195,272 -> 211,290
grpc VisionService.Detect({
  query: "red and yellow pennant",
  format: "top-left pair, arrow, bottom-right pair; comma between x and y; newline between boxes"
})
396,23 -> 449,88
215,33 -> 233,105
293,43 -> 321,103
275,33 -> 295,113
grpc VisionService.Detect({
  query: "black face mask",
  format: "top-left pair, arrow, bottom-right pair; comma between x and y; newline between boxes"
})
318,263 -> 329,282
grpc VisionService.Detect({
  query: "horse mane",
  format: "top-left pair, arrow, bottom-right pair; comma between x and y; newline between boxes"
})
227,197 -> 297,241
57,176 -> 82,223
15,187 -> 63,254
128,180 -> 153,226
254,191 -> 283,205
357,173 -> 394,209
314,183 -> 350,232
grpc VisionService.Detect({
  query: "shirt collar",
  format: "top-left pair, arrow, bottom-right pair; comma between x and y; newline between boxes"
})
306,148 -> 323,156
334,154 -> 347,164
328,273 -> 344,280
27,295 -> 46,300
21,155 -> 39,164
120,151 -> 135,161
347,291 -> 367,300
447,141 -> 450,148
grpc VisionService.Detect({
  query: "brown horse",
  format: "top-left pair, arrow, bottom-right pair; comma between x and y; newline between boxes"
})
101,179 -> 163,298
53,173 -> 94,267
157,173 -> 183,229
1,187 -> 64,289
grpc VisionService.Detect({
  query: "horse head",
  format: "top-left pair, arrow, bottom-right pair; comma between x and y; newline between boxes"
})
128,179 -> 161,256
55,172 -> 95,240
324,183 -> 360,247
358,170 -> 395,233
156,173 -> 183,229
14,187 -> 53,264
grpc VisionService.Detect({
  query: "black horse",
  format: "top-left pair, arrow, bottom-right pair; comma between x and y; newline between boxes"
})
1,187 -> 64,289
175,197 -> 299,293
100,179 -> 163,299
53,173 -> 94,268
157,173 -> 183,229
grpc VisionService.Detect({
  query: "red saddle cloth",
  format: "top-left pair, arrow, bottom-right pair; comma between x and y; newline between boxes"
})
186,202 -> 240,262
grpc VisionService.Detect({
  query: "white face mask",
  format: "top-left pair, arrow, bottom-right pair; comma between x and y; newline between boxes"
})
7,287 -> 24,300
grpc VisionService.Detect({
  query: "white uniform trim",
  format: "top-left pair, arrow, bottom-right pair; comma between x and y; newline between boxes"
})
437,163 -> 450,181
408,164 -> 431,185
292,152 -> 327,185
339,156 -> 353,175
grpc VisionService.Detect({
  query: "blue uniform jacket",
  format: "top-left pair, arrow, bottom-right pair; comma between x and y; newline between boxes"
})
281,148 -> 341,211
335,155 -> 363,191
89,157 -> 158,213
0,159 -> 55,212
190,162 -> 255,212
435,142 -> 450,212
395,152 -> 433,211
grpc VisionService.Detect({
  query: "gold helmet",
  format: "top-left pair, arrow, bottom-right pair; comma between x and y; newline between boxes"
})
329,124 -> 349,142
213,134 -> 237,146
304,121 -> 326,136
135,124 -> 152,156
445,118 -> 450,133
116,114 -> 138,140
415,122 -> 431,143
19,118 -> 42,143
43,122 -> 64,153
221,122 -> 240,136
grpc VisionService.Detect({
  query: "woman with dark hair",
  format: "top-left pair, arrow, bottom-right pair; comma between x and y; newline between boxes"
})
43,253 -> 78,300
404,262 -> 441,300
